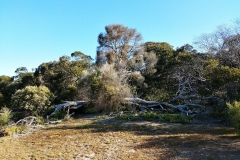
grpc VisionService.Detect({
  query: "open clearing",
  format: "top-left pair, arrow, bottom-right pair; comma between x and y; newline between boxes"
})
0,115 -> 240,160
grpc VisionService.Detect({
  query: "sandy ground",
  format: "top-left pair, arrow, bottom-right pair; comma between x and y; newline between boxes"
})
0,115 -> 239,160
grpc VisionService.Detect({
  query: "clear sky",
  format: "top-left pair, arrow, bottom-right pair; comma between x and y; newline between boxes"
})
1,0 -> 240,76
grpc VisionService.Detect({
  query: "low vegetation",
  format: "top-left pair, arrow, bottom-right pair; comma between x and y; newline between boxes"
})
116,112 -> 192,124
0,107 -> 12,126
227,101 -> 240,133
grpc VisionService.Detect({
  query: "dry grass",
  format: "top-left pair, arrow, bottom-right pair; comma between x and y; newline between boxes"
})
0,116 -> 239,160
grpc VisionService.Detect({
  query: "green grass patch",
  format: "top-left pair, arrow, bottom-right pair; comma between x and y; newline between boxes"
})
115,111 -> 192,124
94,115 -> 107,120
160,113 -> 192,124
116,113 -> 138,120
139,111 -> 160,120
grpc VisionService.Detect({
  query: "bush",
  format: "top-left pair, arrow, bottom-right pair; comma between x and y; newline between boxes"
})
11,86 -> 54,116
82,106 -> 97,114
0,107 -> 12,126
0,125 -> 27,136
210,105 -> 228,119
57,85 -> 78,101
90,64 -> 132,112
227,101 -> 240,133
94,115 -> 107,120
48,111 -> 67,121
35,116 -> 46,124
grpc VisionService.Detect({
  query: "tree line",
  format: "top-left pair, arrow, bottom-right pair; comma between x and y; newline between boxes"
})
0,21 -> 240,129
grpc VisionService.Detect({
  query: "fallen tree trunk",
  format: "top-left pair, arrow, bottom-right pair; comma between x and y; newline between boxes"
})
124,98 -> 205,114
48,98 -> 206,120
11,116 -> 36,126
47,101 -> 88,121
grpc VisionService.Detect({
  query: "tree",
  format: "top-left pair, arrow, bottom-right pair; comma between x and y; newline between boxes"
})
96,24 -> 157,84
11,86 -> 54,116
195,22 -> 240,68
143,42 -> 177,101
89,64 -> 132,112
195,21 -> 240,104
143,43 -> 207,103
171,51 -> 207,103
203,59 -> 240,102
34,52 -> 92,102
0,76 -> 14,107
15,67 -> 28,75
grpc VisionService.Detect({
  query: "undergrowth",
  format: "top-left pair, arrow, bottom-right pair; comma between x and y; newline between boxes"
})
227,101 -> 240,134
0,107 -> 12,127
0,125 -> 27,137
116,111 -> 192,124
94,115 -> 107,120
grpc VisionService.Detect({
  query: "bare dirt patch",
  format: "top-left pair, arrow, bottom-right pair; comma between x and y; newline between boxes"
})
0,115 -> 239,160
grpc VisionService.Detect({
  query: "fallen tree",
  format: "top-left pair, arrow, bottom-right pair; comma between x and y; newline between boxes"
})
47,101 -> 88,122
124,98 -> 205,115
48,98 -> 206,119
11,116 -> 36,126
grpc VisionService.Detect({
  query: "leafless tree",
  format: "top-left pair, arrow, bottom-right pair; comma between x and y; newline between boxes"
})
195,22 -> 240,68
171,55 -> 207,103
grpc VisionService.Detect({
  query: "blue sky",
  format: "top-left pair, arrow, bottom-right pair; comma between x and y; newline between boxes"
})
1,0 -> 240,76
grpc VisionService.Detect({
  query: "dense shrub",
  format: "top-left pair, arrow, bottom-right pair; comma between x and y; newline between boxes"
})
0,107 -> 12,126
11,86 -> 54,116
227,101 -> 240,133
90,64 -> 132,112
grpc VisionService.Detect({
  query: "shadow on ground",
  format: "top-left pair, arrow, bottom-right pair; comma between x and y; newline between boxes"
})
42,116 -> 240,160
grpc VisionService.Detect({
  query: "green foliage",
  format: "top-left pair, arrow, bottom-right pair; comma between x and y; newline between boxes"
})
14,69 -> 38,90
203,59 -> 240,102
90,73 -> 103,95
0,93 -> 4,107
93,115 -> 107,120
160,113 -> 192,124
58,85 -> 78,101
83,106 -> 97,114
34,52 -> 91,101
210,105 -> 228,119
116,113 -> 138,121
144,88 -> 171,102
139,111 -> 160,120
15,67 -> 28,74
0,76 -> 14,107
142,42 -> 177,100
115,112 -> 191,124
35,116 -> 46,124
227,101 -> 240,133
204,61 -> 240,89
11,86 -> 54,116
0,107 -> 12,126
49,111 -> 67,121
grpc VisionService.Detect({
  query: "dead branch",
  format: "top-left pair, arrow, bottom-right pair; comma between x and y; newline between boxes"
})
47,101 -> 88,122
125,97 -> 205,114
11,116 -> 36,126
48,101 -> 87,117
